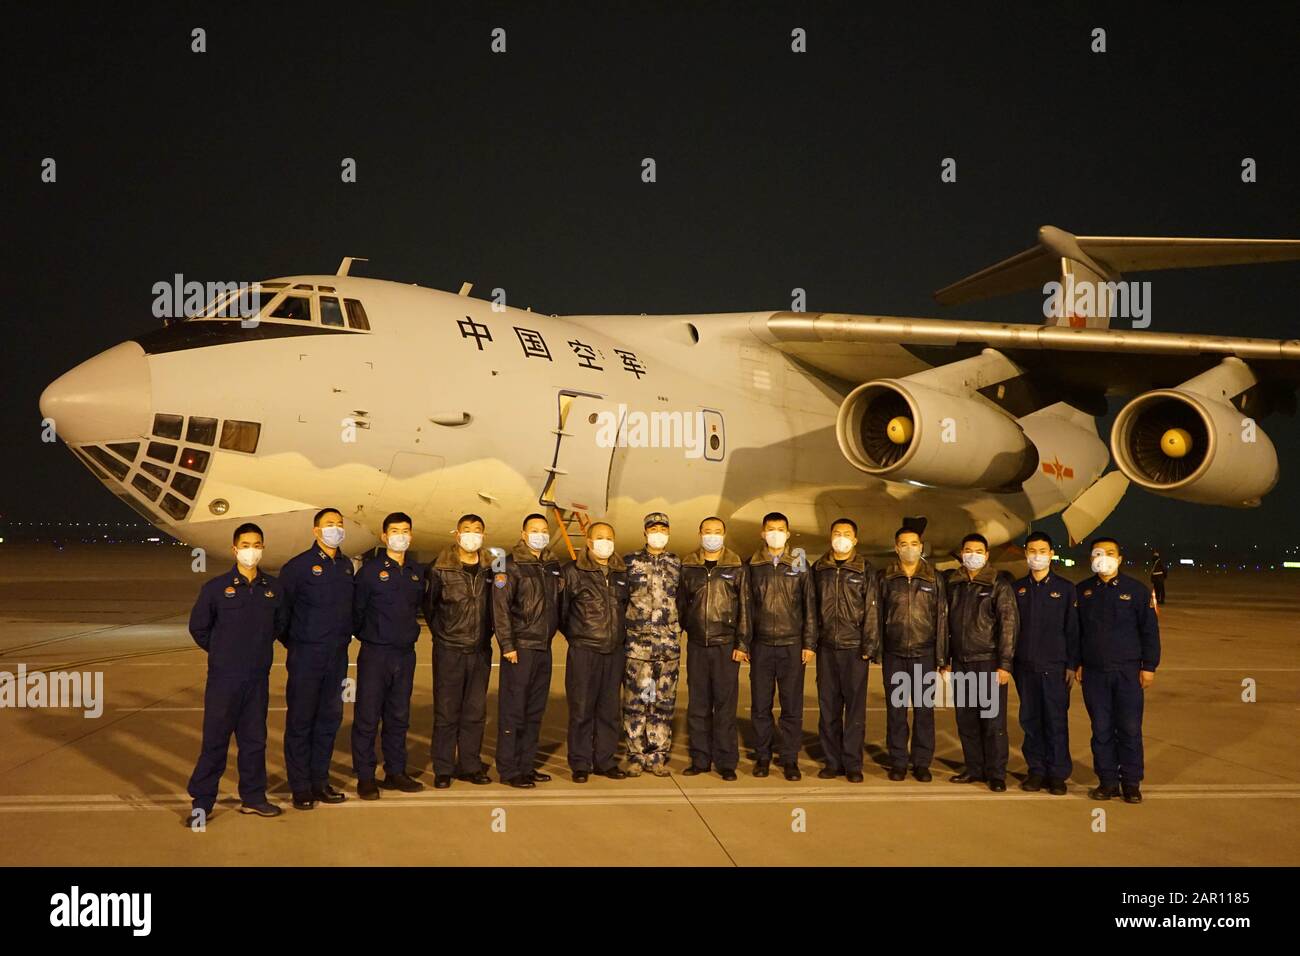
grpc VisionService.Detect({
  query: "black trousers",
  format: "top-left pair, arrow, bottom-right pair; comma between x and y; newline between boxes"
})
685,642 -> 740,771
432,643 -> 492,775
284,642 -> 349,793
749,642 -> 805,765
1014,662 -> 1073,780
1152,577 -> 1166,605
882,650 -> 936,770
187,673 -> 269,810
350,643 -> 416,780
1082,666 -> 1145,786
816,647 -> 869,773
565,643 -> 624,771
496,647 -> 553,780
952,658 -> 1009,780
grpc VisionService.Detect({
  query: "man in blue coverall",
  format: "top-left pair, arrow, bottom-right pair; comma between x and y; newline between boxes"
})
279,507 -> 354,811
184,522 -> 286,826
1076,535 -> 1161,804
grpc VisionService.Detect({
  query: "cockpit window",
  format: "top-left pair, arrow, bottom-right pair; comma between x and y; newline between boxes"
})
153,413 -> 183,439
344,298 -> 371,330
198,286 -> 279,320
320,296 -> 345,327
270,294 -> 312,322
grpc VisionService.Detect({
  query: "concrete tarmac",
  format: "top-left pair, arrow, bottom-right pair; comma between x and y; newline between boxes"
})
1,543 -> 1297,866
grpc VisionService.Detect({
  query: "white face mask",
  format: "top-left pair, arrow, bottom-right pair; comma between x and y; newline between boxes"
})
897,544 -> 922,564
386,532 -> 411,553
646,531 -> 669,551
831,536 -> 855,555
458,532 -> 483,552
590,539 -> 615,559
764,530 -> 788,550
1026,553 -> 1051,572
320,526 -> 345,548
236,547 -> 262,569
962,552 -> 987,571
1091,552 -> 1119,576
700,533 -> 725,553
526,531 -> 551,552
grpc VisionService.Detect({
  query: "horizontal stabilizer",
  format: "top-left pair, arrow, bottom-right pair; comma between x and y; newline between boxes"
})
935,225 -> 1300,308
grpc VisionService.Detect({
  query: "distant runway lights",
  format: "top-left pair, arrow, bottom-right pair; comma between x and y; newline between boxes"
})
1160,427 -> 1193,458
209,499 -> 229,515
887,416 -> 914,445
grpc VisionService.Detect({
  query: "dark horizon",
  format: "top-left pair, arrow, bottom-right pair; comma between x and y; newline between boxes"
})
4,4 -> 1298,549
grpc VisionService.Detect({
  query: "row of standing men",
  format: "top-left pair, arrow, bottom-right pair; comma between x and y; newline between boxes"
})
182,506 -> 1160,823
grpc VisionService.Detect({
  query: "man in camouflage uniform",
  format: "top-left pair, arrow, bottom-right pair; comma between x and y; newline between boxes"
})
622,512 -> 683,777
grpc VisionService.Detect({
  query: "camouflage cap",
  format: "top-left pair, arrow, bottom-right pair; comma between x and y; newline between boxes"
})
643,511 -> 670,529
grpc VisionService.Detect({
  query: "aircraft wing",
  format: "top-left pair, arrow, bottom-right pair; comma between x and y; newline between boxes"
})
754,312 -> 1300,416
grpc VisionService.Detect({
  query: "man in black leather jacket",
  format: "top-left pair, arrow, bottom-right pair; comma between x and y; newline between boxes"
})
677,516 -> 750,780
945,533 -> 1018,791
812,518 -> 880,783
559,522 -> 631,783
421,514 -> 494,789
747,512 -> 818,781
491,514 -> 565,789
878,527 -> 947,782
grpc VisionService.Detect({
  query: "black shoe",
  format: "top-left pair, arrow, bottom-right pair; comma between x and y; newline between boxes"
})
434,774 -> 453,789
783,764 -> 802,781
508,776 -> 536,789
912,767 -> 932,782
529,770 -> 552,783
1089,782 -> 1121,801
291,791 -> 316,810
1046,777 -> 1068,796
753,760 -> 770,778
846,770 -> 864,783
357,779 -> 380,800
950,771 -> 984,784
887,767 -> 907,782
312,784 -> 347,804
1021,774 -> 1044,792
682,765 -> 710,777
380,773 -> 424,793
817,766 -> 839,780
720,769 -> 738,781
1121,784 -> 1143,804
457,771 -> 492,785
595,767 -> 627,780
572,770 -> 590,783
239,801 -> 282,817
988,778 -> 1007,792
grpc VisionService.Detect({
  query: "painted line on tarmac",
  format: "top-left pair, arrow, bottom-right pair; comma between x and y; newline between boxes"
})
2,782 -> 1298,813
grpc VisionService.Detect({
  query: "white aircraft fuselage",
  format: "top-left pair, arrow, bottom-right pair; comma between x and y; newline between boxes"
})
40,274 -> 1109,567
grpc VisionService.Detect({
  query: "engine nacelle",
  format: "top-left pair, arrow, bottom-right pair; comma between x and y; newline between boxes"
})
836,378 -> 1038,489
1111,388 -> 1278,506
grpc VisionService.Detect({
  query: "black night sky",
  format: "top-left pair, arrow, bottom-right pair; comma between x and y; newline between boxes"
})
3,3 -> 1298,553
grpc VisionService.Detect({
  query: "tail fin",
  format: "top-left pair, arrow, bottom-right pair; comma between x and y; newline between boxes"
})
934,225 -> 1300,329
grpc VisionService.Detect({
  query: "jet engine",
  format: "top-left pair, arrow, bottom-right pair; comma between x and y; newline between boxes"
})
836,376 -> 1038,489
1110,358 -> 1278,506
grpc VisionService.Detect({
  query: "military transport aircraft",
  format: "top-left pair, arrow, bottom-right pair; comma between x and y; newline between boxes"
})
38,227 -> 1300,567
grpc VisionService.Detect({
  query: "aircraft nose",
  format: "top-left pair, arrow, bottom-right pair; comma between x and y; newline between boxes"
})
39,342 -> 152,443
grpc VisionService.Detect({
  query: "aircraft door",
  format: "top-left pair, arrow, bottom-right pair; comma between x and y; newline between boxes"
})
540,390 -> 622,515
